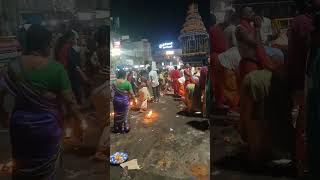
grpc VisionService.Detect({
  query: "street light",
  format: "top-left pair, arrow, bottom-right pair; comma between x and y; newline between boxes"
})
111,48 -> 122,56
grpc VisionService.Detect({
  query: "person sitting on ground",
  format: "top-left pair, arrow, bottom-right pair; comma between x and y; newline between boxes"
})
138,82 -> 151,112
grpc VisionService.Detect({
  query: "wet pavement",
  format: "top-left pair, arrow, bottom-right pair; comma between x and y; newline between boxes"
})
110,95 -> 210,180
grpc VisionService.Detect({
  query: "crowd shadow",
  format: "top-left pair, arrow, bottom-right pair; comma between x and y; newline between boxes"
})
176,110 -> 204,118
214,153 -> 297,178
186,120 -> 209,131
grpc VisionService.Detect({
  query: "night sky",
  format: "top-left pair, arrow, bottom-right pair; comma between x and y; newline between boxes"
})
111,0 -> 210,48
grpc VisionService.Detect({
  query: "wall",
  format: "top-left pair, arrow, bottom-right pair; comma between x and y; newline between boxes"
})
1,0 -> 18,36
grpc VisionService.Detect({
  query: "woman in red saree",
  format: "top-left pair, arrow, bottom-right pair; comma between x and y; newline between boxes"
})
183,65 -> 197,113
236,6 -> 278,165
209,14 -> 227,108
236,8 -> 276,83
170,66 -> 181,96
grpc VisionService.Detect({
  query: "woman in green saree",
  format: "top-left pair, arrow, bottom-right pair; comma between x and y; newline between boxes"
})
0,25 -> 86,180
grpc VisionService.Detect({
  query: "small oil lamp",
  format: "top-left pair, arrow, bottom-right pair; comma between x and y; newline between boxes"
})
147,110 -> 153,119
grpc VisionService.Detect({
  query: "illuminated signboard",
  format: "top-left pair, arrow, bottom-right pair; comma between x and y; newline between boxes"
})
159,42 -> 173,49
113,41 -> 121,48
165,50 -> 174,55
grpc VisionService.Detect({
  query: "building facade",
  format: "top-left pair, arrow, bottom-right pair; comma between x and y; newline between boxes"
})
130,39 -> 152,65
153,48 -> 182,67
111,35 -> 153,70
121,39 -> 153,65
0,0 -> 110,36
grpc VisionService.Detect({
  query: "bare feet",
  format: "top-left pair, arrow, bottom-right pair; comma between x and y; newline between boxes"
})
92,152 -> 107,161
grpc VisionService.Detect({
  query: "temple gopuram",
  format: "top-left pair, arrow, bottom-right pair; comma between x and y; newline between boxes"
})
179,2 -> 209,65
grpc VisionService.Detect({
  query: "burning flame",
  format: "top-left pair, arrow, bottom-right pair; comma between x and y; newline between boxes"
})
147,110 -> 153,118
143,110 -> 157,124
130,101 -> 133,106
135,99 -> 138,103
110,112 -> 115,116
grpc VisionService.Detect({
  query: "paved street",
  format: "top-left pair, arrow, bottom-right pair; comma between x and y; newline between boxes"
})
0,94 -> 300,180
110,95 -> 210,180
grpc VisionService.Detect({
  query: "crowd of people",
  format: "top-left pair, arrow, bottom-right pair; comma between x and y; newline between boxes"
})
111,65 -> 171,133
209,0 -> 320,179
0,23 -> 110,179
111,60 -> 209,135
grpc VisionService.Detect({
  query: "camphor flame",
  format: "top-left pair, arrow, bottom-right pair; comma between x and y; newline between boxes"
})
110,112 -> 115,116
147,110 -> 153,118
143,110 -> 157,124
130,101 -> 133,106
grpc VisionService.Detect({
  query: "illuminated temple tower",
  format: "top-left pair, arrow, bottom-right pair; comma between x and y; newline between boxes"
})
179,2 -> 209,64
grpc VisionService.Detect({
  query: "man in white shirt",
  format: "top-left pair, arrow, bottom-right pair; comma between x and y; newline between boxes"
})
224,11 -> 239,48
258,10 -> 273,45
148,66 -> 160,102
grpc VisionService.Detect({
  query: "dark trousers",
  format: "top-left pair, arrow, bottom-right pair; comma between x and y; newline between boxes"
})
152,86 -> 160,100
